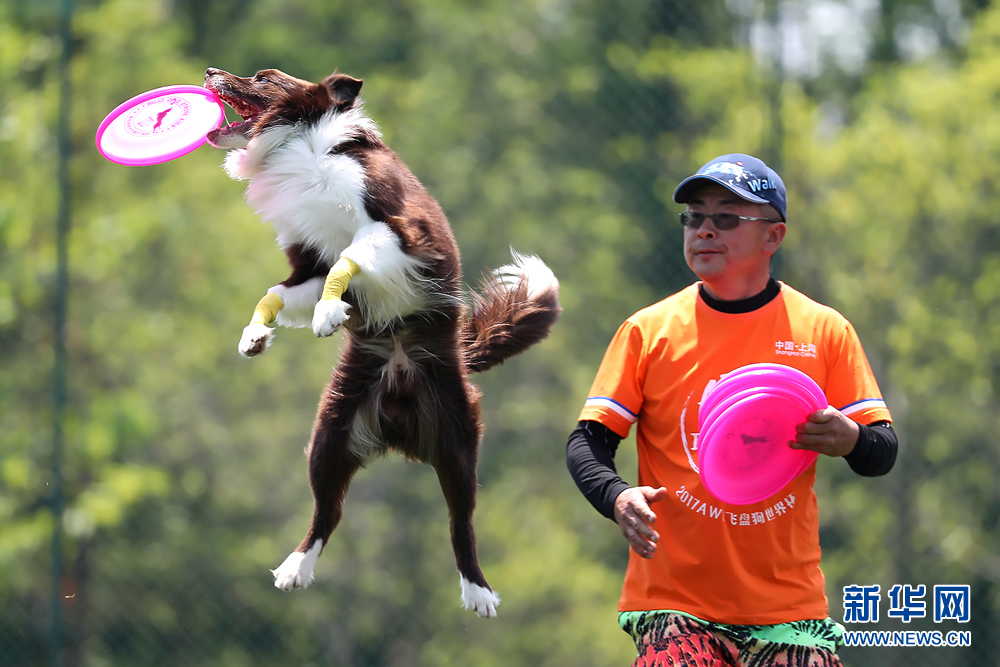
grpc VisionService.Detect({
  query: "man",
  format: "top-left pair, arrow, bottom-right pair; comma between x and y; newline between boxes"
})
567,154 -> 897,666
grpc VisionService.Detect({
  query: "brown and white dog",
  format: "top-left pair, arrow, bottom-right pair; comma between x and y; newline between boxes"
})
204,67 -> 560,617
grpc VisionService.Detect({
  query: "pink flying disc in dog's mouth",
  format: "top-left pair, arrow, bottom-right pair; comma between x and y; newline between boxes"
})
96,85 -> 226,166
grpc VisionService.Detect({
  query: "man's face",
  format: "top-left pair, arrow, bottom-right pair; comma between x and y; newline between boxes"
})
682,183 -> 785,285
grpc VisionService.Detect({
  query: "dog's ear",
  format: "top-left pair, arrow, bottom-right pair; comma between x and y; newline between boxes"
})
323,73 -> 363,107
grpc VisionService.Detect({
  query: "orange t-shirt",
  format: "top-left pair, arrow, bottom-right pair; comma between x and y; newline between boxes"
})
578,282 -> 891,625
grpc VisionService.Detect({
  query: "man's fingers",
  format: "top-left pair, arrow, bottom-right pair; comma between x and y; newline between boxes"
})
790,407 -> 859,457
622,505 -> 659,541
644,486 -> 669,504
795,421 -> 817,435
797,418 -> 835,436
636,504 -> 657,525
788,438 -> 826,454
614,487 -> 668,559
624,505 -> 660,555
624,522 -> 658,558
792,428 -> 825,444
807,406 -> 836,423
636,486 -> 668,524
631,542 -> 655,558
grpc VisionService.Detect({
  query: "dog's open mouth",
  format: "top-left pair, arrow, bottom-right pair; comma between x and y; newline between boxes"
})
206,90 -> 261,148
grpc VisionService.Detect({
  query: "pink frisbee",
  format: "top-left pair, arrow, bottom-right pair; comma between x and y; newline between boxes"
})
698,391 -> 819,505
96,85 -> 226,166
709,364 -> 824,406
722,362 -> 814,378
699,365 -> 826,430
697,386 -> 816,477
794,451 -> 819,478
699,374 -> 822,431
699,383 -> 818,440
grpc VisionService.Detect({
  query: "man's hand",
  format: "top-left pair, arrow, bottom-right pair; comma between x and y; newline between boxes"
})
613,486 -> 668,559
789,406 -> 859,457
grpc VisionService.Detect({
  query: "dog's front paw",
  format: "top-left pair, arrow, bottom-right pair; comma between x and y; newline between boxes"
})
271,543 -> 322,591
312,299 -> 351,338
460,576 -> 500,618
239,322 -> 274,358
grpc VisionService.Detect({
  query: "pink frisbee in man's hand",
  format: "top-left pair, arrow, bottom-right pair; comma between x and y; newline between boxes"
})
696,363 -> 826,505
699,364 -> 826,431
699,392 -> 819,505
699,383 -> 817,439
96,85 -> 226,166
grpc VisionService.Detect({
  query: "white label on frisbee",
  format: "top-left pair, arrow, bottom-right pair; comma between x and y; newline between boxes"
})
122,96 -> 193,137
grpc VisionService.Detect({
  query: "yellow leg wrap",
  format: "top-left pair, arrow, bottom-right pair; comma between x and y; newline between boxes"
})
250,291 -> 284,326
321,256 -> 361,301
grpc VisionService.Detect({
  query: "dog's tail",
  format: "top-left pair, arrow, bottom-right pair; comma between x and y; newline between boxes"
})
461,251 -> 561,373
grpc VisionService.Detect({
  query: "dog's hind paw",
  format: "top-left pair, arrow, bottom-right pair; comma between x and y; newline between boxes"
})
460,576 -> 500,618
271,541 -> 322,591
312,299 -> 351,338
239,322 -> 274,358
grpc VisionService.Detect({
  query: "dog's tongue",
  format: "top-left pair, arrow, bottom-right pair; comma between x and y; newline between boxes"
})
206,118 -> 252,149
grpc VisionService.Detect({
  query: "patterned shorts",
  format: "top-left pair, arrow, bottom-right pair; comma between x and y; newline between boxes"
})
620,611 -> 844,667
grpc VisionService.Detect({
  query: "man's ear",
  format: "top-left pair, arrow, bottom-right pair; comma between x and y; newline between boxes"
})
765,221 -> 786,255
323,73 -> 363,106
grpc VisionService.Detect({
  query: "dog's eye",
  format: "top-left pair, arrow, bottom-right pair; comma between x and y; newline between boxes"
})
254,75 -> 270,83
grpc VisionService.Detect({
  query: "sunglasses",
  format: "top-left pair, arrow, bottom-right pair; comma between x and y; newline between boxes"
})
679,211 -> 783,230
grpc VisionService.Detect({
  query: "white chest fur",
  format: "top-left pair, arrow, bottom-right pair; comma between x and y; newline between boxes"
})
224,109 -> 432,328
225,111 -> 378,263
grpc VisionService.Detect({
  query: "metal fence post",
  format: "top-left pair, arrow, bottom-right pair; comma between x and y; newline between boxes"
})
49,0 -> 74,665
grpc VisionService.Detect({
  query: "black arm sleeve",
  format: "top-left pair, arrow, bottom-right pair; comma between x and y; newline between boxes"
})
843,420 -> 898,477
566,420 -> 632,521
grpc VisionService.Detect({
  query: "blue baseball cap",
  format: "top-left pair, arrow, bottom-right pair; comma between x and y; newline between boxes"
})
673,153 -> 786,221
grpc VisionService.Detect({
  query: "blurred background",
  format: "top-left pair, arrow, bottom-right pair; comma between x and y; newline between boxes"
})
2,0 -> 998,664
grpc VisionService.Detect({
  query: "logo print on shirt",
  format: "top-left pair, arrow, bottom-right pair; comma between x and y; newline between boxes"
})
680,380 -> 722,474
680,390 -> 700,473
775,340 -> 817,358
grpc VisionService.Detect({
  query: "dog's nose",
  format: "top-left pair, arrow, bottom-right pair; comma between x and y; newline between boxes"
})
206,67 -> 220,76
